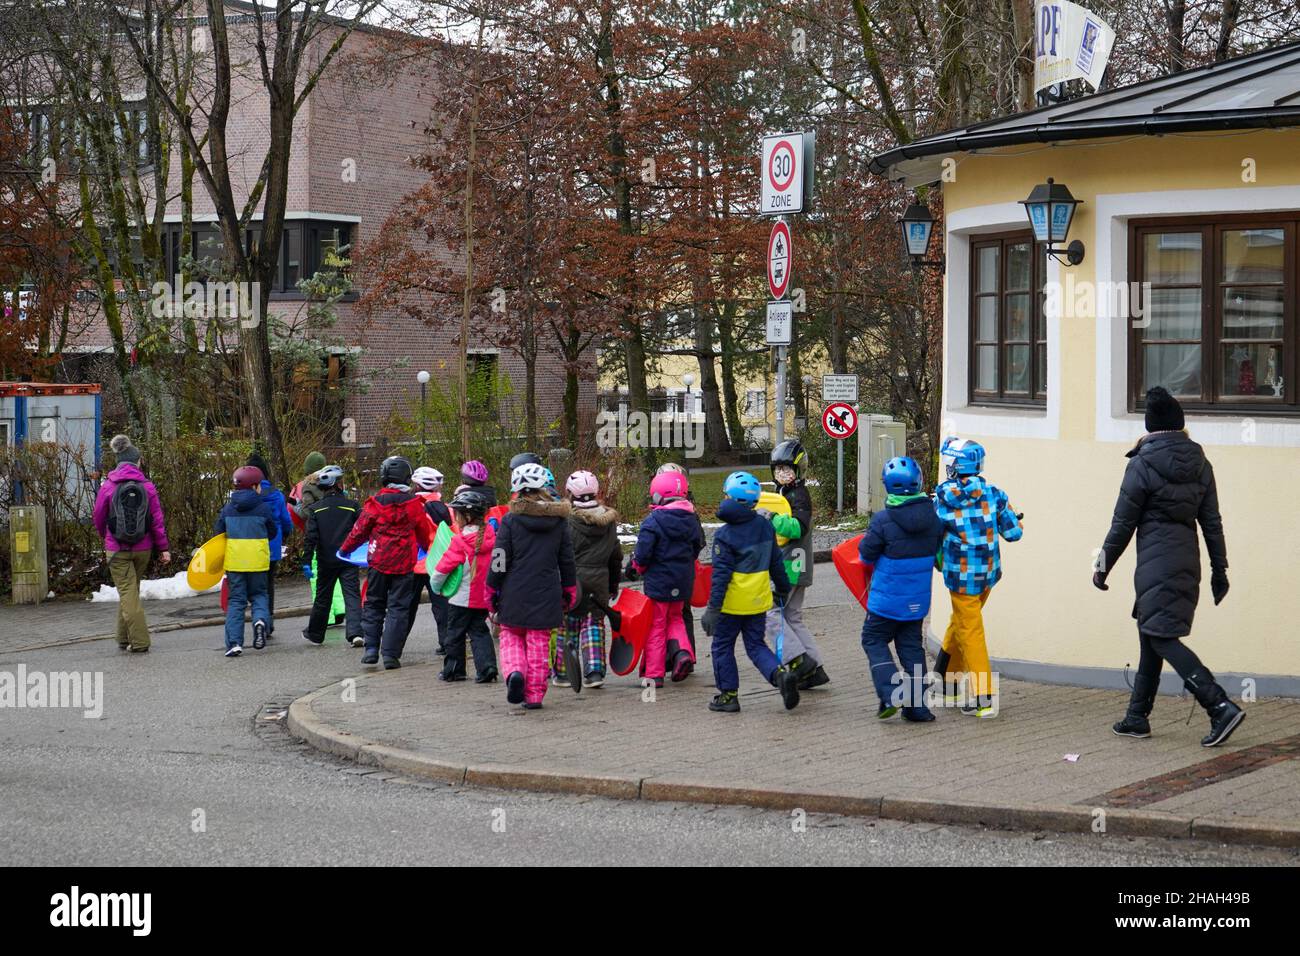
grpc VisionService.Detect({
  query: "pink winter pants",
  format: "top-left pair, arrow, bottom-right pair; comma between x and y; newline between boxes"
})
644,599 -> 691,680
499,626 -> 551,705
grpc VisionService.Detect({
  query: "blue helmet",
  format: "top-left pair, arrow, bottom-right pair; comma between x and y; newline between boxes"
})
722,471 -> 762,505
881,456 -> 922,495
941,436 -> 985,478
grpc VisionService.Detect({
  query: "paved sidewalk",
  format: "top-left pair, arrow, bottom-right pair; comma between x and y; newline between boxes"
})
290,604 -> 1300,849
0,578 -> 315,654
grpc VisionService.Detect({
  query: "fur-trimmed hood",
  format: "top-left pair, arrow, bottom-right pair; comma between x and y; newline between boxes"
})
569,503 -> 618,526
510,495 -> 572,518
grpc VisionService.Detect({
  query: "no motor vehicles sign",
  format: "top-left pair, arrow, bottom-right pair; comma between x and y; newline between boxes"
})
767,220 -> 792,299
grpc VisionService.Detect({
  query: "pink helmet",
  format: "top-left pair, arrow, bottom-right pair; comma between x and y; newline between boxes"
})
460,459 -> 488,484
649,471 -> 688,505
565,469 -> 600,507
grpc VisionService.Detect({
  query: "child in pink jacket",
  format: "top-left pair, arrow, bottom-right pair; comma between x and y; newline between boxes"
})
431,488 -> 498,683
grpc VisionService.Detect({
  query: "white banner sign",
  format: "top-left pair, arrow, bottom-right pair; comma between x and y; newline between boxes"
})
1034,0 -> 1115,93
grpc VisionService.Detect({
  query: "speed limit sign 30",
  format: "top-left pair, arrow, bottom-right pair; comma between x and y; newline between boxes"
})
821,402 -> 857,440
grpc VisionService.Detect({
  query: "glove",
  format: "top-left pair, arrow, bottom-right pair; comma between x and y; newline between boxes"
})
701,607 -> 720,636
564,585 -> 579,610
301,564 -> 313,581
1092,570 -> 1109,591
1212,568 -> 1229,606
621,556 -> 640,582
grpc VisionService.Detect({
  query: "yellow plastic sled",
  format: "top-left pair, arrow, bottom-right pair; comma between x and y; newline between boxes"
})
758,491 -> 794,545
187,534 -> 226,591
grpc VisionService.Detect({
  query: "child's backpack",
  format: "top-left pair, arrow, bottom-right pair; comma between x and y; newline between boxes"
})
108,480 -> 151,546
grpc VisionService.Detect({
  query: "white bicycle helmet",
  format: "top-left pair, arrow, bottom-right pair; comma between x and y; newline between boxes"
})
511,462 -> 551,494
412,466 -> 443,492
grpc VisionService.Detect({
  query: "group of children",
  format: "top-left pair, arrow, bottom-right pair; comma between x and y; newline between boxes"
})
212,436 -> 1021,720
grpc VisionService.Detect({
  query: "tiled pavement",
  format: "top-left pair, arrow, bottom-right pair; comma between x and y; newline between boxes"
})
300,604 -> 1300,830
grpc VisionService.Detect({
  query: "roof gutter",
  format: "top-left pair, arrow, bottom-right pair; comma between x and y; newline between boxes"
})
868,108 -> 1300,179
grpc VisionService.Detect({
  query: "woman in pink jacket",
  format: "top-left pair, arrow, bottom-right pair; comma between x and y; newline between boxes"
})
430,488 -> 498,683
91,435 -> 170,652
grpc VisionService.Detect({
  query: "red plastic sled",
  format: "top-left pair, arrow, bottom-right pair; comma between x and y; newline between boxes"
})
220,576 -> 229,612
690,561 -> 712,608
832,534 -> 874,610
608,589 -> 652,676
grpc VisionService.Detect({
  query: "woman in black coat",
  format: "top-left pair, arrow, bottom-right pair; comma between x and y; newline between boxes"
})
1094,387 -> 1243,747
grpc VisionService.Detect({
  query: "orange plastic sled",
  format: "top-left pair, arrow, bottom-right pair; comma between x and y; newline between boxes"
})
608,589 -> 652,676
832,533 -> 874,610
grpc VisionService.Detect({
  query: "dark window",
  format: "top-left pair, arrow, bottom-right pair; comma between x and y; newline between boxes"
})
467,352 -> 499,420
1130,215 -> 1296,411
970,231 -> 1047,405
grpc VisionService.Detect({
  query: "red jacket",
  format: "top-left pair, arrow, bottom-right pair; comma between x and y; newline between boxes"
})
339,488 -> 432,575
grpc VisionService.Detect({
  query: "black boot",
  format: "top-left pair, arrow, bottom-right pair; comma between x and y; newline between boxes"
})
1183,668 -> 1245,748
1112,673 -> 1157,738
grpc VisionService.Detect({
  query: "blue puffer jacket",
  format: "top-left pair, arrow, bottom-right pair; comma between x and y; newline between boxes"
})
859,495 -> 945,621
259,480 -> 296,563
633,500 -> 704,602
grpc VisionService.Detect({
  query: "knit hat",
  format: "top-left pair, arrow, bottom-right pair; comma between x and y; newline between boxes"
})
246,451 -> 271,484
109,434 -> 140,464
303,451 -> 326,474
1144,386 -> 1185,433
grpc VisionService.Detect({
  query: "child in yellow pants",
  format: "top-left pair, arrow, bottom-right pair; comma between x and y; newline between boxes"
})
933,438 -> 1022,717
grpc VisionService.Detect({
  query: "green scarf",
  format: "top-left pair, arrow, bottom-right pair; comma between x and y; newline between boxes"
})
886,491 -> 928,507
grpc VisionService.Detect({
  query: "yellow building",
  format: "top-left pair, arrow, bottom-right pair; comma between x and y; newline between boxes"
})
872,43 -> 1300,694
599,348 -> 834,446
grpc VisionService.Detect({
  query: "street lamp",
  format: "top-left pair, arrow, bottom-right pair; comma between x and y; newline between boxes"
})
417,370 -> 430,456
1021,177 -> 1085,265
801,374 -> 813,430
681,373 -> 694,416
898,200 -> 944,269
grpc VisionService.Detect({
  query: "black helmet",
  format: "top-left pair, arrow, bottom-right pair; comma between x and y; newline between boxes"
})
449,488 -> 489,513
770,439 -> 807,476
509,451 -> 544,471
379,455 -> 413,486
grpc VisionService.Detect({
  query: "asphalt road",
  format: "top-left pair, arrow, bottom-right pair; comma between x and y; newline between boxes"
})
0,572 -> 1294,866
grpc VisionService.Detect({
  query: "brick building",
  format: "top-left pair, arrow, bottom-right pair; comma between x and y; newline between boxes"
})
57,7 -> 589,448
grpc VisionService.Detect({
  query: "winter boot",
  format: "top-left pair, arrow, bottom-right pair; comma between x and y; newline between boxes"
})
1112,673 -> 1158,738
505,671 -> 526,705
799,665 -> 830,690
709,690 -> 740,713
902,706 -> 935,722
1184,668 -> 1245,747
773,667 -> 800,710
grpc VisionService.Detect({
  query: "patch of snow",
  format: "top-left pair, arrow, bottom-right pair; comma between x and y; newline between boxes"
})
617,535 -> 638,545
90,569 -> 221,603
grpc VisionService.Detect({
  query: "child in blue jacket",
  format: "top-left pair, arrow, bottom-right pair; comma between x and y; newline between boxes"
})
700,472 -> 794,713
246,452 -> 295,635
859,456 -> 945,721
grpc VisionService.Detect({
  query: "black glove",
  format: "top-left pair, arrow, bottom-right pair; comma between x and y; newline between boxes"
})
1092,570 -> 1109,591
621,556 -> 639,582
1211,568 -> 1229,606
701,607 -> 720,636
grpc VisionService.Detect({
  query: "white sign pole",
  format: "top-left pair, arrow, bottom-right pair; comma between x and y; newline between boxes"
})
837,438 -> 844,512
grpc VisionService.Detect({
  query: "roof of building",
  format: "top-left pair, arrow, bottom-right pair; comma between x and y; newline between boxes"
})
0,383 -> 101,398
871,40 -> 1300,186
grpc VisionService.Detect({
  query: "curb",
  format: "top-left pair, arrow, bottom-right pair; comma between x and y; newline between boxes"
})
285,682 -> 1300,851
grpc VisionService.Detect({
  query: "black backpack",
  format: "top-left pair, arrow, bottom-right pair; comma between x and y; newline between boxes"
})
109,480 -> 151,546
